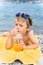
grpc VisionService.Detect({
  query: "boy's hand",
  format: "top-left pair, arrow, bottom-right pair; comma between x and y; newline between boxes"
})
19,43 -> 26,50
18,40 -> 26,50
10,28 -> 18,36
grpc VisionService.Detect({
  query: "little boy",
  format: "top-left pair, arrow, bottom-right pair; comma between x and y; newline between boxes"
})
6,12 -> 39,50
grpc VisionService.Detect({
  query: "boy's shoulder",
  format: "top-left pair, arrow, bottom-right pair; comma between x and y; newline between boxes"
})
27,29 -> 34,38
28,29 -> 34,35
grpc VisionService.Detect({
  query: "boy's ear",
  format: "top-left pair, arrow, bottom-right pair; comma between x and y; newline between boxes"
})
27,26 -> 32,29
26,26 -> 31,32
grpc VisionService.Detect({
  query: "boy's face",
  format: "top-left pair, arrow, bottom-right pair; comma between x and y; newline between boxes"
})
15,17 -> 27,35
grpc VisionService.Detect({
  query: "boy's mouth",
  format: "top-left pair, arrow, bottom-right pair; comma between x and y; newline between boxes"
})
17,31 -> 20,32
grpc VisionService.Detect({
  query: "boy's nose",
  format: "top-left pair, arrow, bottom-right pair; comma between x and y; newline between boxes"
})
17,25 -> 20,29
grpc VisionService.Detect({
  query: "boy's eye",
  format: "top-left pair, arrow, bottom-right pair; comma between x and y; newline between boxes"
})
15,24 -> 18,26
20,24 -> 23,27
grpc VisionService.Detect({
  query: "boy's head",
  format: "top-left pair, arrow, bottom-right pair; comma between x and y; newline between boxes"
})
15,12 -> 32,35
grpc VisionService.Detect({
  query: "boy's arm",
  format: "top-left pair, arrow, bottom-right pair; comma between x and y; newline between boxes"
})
6,30 -> 14,49
6,29 -> 18,49
25,43 -> 39,49
25,31 -> 39,49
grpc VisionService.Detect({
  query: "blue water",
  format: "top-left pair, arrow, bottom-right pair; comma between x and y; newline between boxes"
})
0,3 -> 43,34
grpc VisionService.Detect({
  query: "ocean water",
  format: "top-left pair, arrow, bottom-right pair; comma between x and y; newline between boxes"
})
0,2 -> 43,34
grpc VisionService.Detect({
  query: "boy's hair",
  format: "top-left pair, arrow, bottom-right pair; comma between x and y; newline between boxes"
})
26,16 -> 32,28
16,12 -> 32,27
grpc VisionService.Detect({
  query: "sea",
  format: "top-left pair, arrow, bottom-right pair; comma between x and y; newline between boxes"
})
0,2 -> 43,34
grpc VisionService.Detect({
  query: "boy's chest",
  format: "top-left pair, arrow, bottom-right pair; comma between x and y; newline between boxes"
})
23,35 -> 29,45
